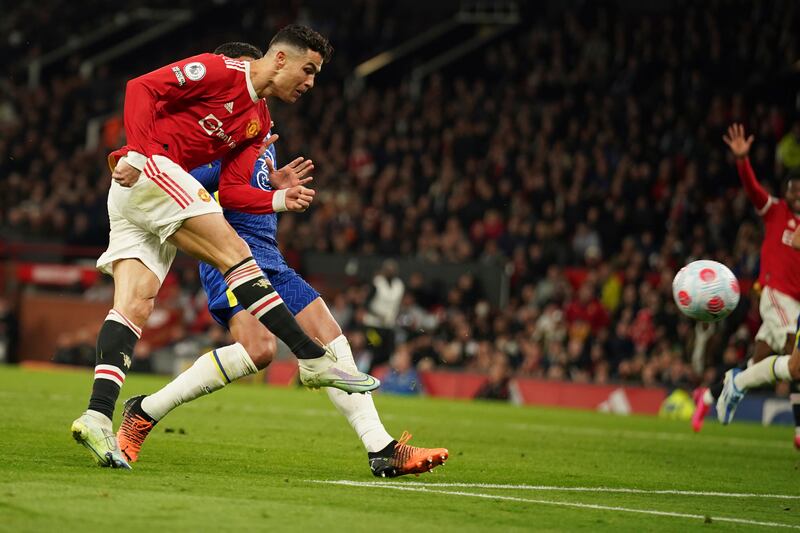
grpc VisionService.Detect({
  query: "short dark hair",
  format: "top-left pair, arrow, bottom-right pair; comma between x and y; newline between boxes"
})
214,42 -> 263,60
268,24 -> 333,63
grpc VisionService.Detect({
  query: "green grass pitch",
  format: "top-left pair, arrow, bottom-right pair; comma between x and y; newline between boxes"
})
1,365 -> 799,531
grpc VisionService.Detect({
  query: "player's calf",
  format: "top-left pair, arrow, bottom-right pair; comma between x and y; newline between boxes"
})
223,257 -> 326,360
87,309 -> 141,421
232,313 -> 276,370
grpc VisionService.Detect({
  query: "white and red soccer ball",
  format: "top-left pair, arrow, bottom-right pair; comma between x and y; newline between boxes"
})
672,260 -> 740,322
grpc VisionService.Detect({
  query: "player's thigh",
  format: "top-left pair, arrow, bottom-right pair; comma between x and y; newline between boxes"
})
169,213 -> 252,272
228,310 -> 276,370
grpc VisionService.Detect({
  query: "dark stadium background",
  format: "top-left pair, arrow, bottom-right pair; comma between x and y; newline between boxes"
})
2,0 -> 800,415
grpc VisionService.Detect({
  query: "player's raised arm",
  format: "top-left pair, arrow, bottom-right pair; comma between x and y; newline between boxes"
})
218,141 -> 315,213
724,123 -> 771,214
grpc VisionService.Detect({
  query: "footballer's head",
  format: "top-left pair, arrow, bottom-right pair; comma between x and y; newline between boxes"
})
265,24 -> 333,103
214,42 -> 263,61
786,172 -> 800,214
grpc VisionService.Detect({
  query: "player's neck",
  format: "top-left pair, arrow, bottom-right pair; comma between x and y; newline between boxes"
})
248,59 -> 276,99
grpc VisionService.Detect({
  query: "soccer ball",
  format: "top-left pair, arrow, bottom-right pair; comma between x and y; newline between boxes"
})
672,260 -> 740,322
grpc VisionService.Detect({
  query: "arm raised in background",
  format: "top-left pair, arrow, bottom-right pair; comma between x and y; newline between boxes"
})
723,123 -> 771,214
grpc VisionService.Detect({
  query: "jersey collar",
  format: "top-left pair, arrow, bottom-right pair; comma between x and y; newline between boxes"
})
244,61 -> 260,103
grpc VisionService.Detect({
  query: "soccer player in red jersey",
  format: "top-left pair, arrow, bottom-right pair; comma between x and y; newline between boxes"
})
71,26 -> 379,469
693,124 -> 800,446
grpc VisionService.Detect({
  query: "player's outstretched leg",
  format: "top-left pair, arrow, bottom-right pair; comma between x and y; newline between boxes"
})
118,342 -> 259,462
716,355 -> 793,424
221,259 -> 379,393
172,217 -> 379,394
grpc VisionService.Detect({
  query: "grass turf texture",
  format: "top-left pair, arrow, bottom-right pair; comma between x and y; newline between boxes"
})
1,365 -> 799,532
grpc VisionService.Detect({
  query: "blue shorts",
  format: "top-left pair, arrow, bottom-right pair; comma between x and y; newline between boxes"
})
198,247 -> 320,327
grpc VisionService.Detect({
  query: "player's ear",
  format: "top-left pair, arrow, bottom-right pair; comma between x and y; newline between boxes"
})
275,50 -> 286,69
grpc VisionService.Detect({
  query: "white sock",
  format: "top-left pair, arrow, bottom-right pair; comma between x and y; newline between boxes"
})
733,355 -> 790,391
324,335 -> 393,453
141,343 -> 257,421
702,389 -> 714,406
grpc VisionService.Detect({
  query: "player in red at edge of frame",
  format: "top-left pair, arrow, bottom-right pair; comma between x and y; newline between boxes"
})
693,123 -> 800,448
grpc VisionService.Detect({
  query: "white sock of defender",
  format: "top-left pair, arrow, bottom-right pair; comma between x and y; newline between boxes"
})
733,355 -> 791,391
141,343 -> 257,421
324,335 -> 393,452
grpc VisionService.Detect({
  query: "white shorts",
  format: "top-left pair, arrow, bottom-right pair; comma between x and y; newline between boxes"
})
755,286 -> 800,352
97,154 -> 221,283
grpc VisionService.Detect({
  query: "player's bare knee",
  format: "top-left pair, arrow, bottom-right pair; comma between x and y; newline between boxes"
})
242,331 -> 276,370
116,296 -> 154,327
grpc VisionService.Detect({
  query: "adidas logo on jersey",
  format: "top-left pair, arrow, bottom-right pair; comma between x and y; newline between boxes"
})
224,101 -> 234,113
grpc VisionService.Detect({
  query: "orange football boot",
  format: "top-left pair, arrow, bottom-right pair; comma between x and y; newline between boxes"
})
370,431 -> 449,478
116,395 -> 156,463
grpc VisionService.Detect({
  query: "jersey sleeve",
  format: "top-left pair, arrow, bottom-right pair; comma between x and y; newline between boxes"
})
217,141 -> 287,214
736,157 -> 773,215
111,53 -> 234,170
190,160 -> 222,193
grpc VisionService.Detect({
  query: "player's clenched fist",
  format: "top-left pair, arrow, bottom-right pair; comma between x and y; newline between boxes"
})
112,158 -> 142,187
284,185 -> 315,212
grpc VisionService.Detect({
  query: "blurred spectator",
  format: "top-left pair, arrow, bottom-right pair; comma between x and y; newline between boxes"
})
364,259 -> 405,329
474,360 -> 510,401
380,344 -> 421,395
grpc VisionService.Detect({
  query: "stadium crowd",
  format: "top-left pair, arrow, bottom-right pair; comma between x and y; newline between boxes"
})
3,1 -> 800,394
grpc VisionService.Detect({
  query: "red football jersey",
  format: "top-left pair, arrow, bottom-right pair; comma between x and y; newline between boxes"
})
737,158 -> 800,300
758,197 -> 800,300
109,53 -> 282,214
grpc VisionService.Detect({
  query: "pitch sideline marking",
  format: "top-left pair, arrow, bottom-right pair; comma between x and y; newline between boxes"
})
354,481 -> 800,500
312,480 -> 800,529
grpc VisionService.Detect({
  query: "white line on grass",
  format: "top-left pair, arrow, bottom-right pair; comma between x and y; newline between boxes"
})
348,481 -> 800,500
312,480 -> 800,529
